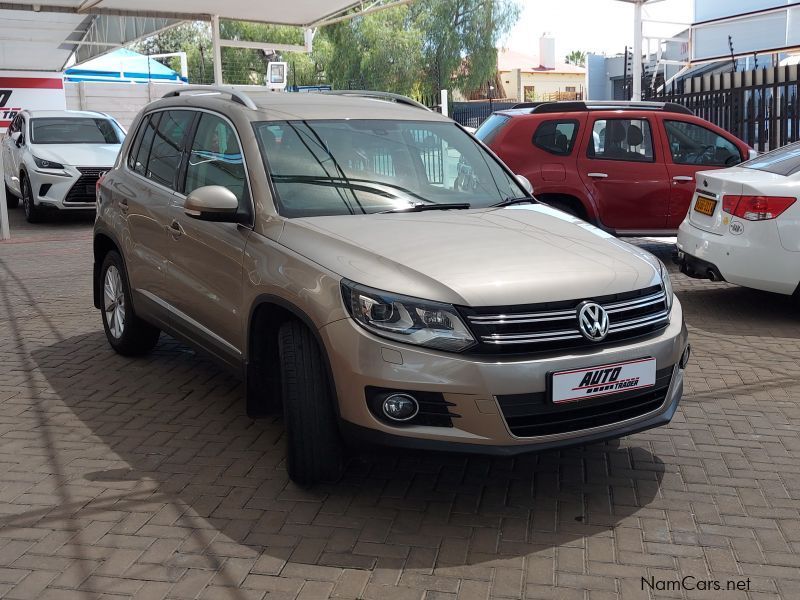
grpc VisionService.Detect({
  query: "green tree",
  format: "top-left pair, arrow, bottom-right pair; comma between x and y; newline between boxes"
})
565,50 -> 587,67
412,0 -> 520,96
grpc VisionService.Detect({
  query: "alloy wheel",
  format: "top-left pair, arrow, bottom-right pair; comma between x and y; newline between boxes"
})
103,265 -> 126,339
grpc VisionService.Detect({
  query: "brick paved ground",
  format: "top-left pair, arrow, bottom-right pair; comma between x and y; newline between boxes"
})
2,207 -> 800,600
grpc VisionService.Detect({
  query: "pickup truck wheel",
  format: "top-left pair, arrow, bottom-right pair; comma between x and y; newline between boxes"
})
100,251 -> 160,356
4,183 -> 19,209
278,320 -> 343,486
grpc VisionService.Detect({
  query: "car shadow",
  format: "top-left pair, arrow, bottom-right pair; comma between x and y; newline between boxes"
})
31,331 -> 666,570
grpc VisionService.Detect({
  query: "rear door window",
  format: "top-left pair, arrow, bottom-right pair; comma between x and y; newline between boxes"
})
475,114 -> 510,145
588,118 -> 655,162
533,120 -> 579,156
146,110 -> 194,189
664,120 -> 741,166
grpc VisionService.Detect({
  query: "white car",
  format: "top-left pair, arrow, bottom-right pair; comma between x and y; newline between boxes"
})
2,110 -> 125,222
677,142 -> 800,295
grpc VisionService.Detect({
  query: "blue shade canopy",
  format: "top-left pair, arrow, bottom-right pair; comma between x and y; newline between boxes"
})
64,48 -> 187,83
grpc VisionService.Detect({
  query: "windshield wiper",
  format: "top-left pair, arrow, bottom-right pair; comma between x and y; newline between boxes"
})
491,197 -> 537,208
381,203 -> 471,214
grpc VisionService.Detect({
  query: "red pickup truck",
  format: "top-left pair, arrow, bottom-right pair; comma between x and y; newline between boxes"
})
476,101 -> 753,235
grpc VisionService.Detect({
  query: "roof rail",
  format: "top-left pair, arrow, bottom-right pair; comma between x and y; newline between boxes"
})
322,90 -> 432,111
509,100 -> 693,116
162,86 -> 258,110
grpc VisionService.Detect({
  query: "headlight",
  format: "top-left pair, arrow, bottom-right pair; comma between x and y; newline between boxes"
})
341,280 -> 476,352
33,156 -> 65,170
659,260 -> 674,313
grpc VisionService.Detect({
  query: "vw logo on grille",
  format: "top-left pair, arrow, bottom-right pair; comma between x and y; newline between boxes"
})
577,301 -> 610,342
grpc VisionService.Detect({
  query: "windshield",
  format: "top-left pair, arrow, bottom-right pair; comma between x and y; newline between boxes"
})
253,119 -> 525,217
741,141 -> 800,176
31,117 -> 124,145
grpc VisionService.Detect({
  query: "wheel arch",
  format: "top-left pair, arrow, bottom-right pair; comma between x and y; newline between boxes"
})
536,192 -> 596,223
245,295 -> 341,419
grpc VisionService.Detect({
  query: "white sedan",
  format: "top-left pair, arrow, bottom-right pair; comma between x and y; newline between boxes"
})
677,142 -> 800,295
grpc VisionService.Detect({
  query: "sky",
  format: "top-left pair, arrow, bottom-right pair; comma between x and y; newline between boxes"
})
505,0 -> 694,60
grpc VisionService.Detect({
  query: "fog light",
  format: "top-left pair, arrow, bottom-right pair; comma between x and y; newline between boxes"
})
680,345 -> 691,369
381,393 -> 419,422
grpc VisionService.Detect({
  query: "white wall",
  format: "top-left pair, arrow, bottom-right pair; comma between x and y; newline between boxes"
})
65,82 -> 279,129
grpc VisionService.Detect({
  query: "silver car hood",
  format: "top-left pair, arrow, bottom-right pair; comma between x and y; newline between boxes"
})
281,204 -> 662,307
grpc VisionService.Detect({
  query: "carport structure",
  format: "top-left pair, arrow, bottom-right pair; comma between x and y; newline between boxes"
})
0,0 -> 412,239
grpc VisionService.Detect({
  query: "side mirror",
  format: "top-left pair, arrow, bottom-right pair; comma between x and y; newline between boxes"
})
184,185 -> 240,222
516,174 -> 533,195
10,132 -> 22,147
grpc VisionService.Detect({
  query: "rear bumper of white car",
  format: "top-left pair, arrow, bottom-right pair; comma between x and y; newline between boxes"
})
29,165 -> 107,211
677,220 -> 800,295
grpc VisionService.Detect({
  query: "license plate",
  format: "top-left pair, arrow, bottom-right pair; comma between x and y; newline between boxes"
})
694,196 -> 717,216
550,358 -> 657,404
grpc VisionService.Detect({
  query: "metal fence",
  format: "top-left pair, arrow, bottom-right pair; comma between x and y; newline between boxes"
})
646,64 -> 800,152
450,100 -> 517,129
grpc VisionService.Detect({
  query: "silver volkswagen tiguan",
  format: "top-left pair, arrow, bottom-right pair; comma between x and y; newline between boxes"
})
93,87 -> 689,485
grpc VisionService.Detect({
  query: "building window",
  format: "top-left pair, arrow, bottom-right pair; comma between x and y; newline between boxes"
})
565,86 -> 576,93
523,86 -> 536,101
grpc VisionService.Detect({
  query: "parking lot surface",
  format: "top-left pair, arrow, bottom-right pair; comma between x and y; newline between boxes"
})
2,208 -> 800,600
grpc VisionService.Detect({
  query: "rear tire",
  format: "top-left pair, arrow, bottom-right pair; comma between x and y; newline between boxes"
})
278,320 -> 343,486
21,176 -> 42,223
100,251 -> 160,356
4,183 -> 19,209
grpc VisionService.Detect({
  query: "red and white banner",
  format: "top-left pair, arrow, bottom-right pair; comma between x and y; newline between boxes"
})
0,71 -> 65,130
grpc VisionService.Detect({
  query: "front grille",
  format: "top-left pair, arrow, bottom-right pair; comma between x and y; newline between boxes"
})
63,166 -> 110,204
497,366 -> 673,437
458,285 -> 669,355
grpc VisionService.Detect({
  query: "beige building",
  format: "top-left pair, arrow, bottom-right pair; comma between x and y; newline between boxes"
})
498,35 -> 586,102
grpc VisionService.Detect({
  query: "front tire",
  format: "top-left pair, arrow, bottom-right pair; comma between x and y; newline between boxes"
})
21,176 -> 42,223
4,182 -> 19,209
100,251 -> 160,356
278,320 -> 343,485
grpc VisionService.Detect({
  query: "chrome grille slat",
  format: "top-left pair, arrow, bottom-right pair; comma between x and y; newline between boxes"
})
460,285 -> 669,353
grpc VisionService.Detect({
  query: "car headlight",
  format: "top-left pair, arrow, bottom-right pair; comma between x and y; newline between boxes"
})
33,156 -> 65,170
659,260 -> 674,313
341,279 -> 476,352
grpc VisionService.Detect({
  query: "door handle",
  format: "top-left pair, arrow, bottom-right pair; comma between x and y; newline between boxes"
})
587,172 -> 608,179
672,175 -> 693,182
168,220 -> 183,237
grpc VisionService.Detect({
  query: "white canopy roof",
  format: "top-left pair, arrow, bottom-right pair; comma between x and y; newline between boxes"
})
0,0 -> 384,71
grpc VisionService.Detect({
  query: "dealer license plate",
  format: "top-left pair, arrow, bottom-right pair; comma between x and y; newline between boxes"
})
550,358 -> 657,404
694,196 -> 717,216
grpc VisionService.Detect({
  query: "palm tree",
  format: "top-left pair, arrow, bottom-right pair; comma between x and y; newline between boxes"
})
565,50 -> 587,67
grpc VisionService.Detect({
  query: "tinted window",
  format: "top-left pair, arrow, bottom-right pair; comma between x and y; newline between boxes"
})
131,112 -> 160,177
664,120 -> 741,166
588,118 -> 654,162
30,117 -> 123,144
254,119 -> 524,218
475,114 -> 510,145
185,113 -> 247,203
146,110 -> 194,188
742,141 -> 800,176
533,120 -> 578,156
126,115 -> 150,171
8,114 -> 22,135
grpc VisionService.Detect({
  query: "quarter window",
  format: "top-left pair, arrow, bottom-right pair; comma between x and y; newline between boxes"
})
184,114 -> 247,203
664,120 -> 741,166
589,118 -> 654,162
146,110 -> 194,188
130,112 -> 160,177
533,120 -> 579,156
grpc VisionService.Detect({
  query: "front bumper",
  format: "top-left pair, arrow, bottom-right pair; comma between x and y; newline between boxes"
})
29,165 -> 102,211
320,298 -> 688,453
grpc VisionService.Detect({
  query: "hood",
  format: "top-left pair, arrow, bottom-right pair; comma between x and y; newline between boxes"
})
281,204 -> 662,307
30,144 -> 120,168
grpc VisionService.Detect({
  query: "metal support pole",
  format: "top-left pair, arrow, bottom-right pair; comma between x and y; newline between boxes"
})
211,15 -> 223,85
632,0 -> 643,100
440,89 -> 448,117
0,148 -> 9,241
